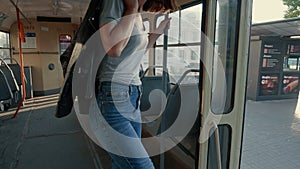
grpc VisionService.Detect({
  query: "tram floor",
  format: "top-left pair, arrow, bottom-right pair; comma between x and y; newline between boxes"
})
1,95 -> 300,169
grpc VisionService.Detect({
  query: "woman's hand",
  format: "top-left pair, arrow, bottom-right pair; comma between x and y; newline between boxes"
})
146,17 -> 172,49
154,17 -> 172,35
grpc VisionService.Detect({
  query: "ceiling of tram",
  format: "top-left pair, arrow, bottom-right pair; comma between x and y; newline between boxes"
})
0,0 -> 90,29
0,0 -> 200,30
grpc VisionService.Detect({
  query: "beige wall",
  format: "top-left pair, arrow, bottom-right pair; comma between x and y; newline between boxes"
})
10,19 -> 78,94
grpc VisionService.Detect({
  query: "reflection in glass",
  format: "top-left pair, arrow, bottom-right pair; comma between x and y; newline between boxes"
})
211,0 -> 240,114
288,57 -> 298,70
59,34 -> 72,55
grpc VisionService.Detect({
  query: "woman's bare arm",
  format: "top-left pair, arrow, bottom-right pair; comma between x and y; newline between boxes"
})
100,0 -> 138,57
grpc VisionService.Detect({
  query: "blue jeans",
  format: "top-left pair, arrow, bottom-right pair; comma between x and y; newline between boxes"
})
97,82 -> 155,169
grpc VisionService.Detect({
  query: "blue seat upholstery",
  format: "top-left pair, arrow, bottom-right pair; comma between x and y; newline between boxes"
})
0,69 -> 13,101
0,65 -> 19,93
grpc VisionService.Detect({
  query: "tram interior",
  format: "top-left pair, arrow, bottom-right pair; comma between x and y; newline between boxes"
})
0,0 -> 250,169
0,0 -> 202,167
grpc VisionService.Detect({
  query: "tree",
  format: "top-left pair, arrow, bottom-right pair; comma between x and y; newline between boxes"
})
283,0 -> 300,18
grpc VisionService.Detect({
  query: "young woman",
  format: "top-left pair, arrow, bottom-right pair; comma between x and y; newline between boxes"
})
96,0 -> 178,168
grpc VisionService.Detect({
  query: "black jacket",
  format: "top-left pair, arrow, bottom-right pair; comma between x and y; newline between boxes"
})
55,0 -> 103,118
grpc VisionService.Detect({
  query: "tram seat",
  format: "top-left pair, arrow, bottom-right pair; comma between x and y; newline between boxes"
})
0,69 -> 13,100
0,69 -> 13,111
140,74 -> 170,136
140,76 -> 170,113
8,64 -> 22,85
1,58 -> 22,85
0,64 -> 21,108
157,82 -> 200,136
140,66 -> 170,115
7,63 -> 23,106
157,69 -> 200,136
0,65 -> 19,93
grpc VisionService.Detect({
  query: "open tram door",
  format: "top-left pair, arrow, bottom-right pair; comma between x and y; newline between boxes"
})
198,0 -> 252,169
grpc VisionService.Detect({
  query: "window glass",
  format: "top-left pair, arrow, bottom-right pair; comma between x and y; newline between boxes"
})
168,11 -> 180,44
156,5 -> 201,46
152,4 -> 202,169
181,5 -> 202,43
155,4 -> 202,81
0,31 -> 10,62
59,34 -> 72,55
283,57 -> 299,71
211,0 -> 240,114
155,46 -> 200,83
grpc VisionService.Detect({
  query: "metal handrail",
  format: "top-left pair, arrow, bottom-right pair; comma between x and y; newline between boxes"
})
13,7 -> 27,119
0,57 -> 28,84
177,69 -> 200,84
140,65 -> 164,79
170,69 -> 200,94
0,58 -> 20,91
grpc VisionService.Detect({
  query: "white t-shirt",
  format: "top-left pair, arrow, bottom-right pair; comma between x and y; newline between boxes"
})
97,0 -> 148,86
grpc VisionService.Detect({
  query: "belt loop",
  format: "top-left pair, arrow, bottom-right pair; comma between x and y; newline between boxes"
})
129,85 -> 132,95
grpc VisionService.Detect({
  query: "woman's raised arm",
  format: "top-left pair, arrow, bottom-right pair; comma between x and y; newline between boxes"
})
100,0 -> 138,57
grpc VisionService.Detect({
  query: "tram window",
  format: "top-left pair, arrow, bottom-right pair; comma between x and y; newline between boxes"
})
154,4 -> 202,83
0,31 -> 10,62
155,46 -> 200,83
59,34 -> 72,55
181,5 -> 201,43
211,0 -> 241,114
156,5 -> 201,45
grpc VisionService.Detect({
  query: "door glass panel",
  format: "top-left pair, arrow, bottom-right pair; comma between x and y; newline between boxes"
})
211,0 -> 241,114
207,125 -> 232,169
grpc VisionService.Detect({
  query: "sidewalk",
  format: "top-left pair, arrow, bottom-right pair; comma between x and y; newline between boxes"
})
241,99 -> 300,169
